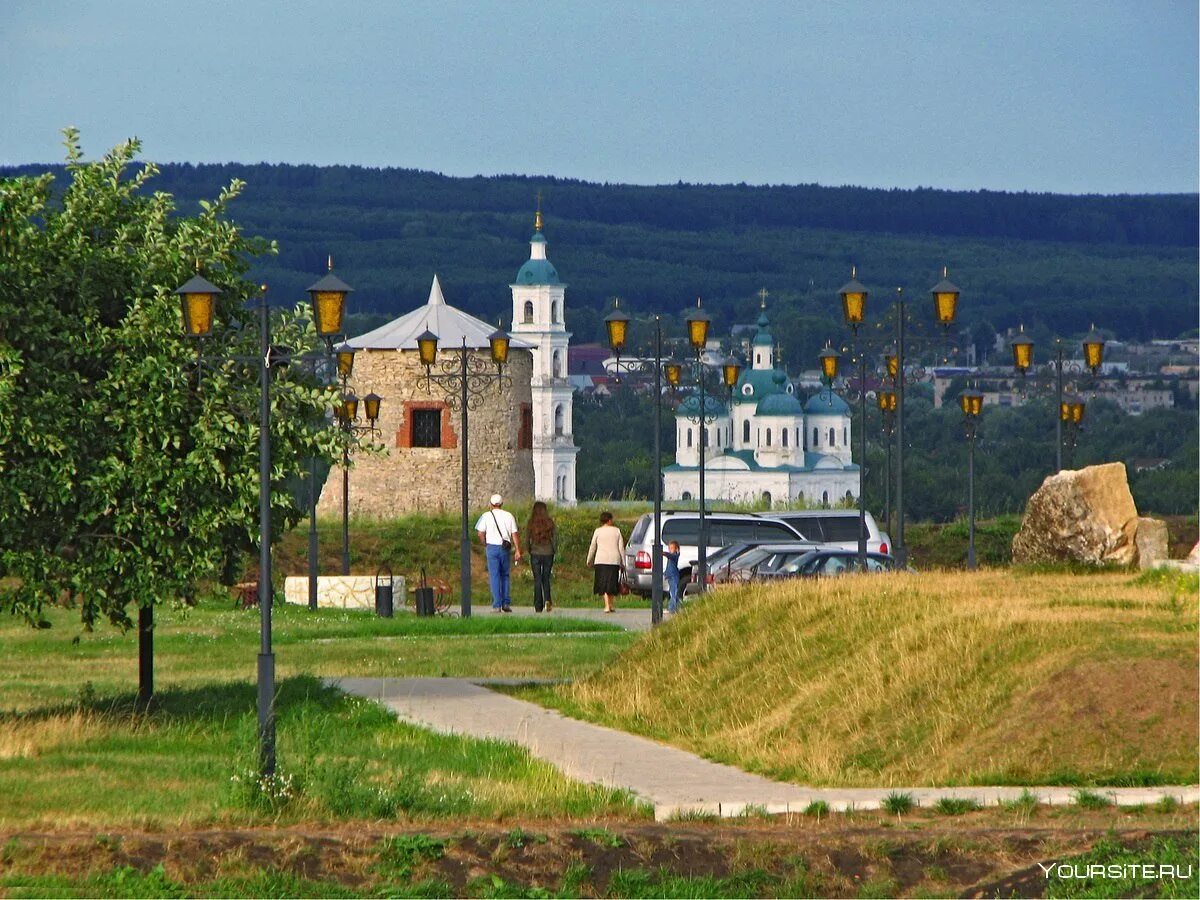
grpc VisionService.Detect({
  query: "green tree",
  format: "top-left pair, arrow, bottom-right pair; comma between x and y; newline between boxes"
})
0,132 -> 343,701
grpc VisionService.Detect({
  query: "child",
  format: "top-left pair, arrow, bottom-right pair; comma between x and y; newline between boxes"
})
663,541 -> 682,614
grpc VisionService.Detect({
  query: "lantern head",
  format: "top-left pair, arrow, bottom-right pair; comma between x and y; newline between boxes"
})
838,266 -> 868,328
930,266 -> 960,326
173,273 -> 222,338
306,259 -> 353,339
416,330 -> 438,368
1082,325 -> 1105,373
604,300 -> 630,354
363,392 -> 382,426
686,298 -> 711,352
341,393 -> 359,424
722,355 -> 742,389
334,342 -> 355,380
488,327 -> 511,366
885,349 -> 899,380
819,344 -> 840,382
664,359 -> 683,388
1010,326 -> 1034,374
959,388 -> 984,419
877,387 -> 897,412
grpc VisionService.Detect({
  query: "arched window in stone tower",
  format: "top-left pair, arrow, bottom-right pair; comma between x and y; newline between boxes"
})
686,428 -> 693,448
554,404 -> 564,436
523,300 -> 534,324
782,429 -> 789,448
742,420 -> 750,443
766,428 -> 772,447
551,301 -> 559,323
553,349 -> 563,378
829,427 -> 836,447
812,427 -> 818,448
843,426 -> 848,445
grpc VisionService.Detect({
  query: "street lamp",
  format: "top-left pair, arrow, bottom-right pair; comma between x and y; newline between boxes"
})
838,268 -> 870,565
1060,394 -> 1086,468
416,328 -> 512,617
877,385 -> 897,537
328,344 -> 384,576
604,299 -> 666,624
831,267 -> 962,566
958,387 -> 984,569
173,260 -> 351,776
1010,324 -> 1105,472
685,298 -> 713,593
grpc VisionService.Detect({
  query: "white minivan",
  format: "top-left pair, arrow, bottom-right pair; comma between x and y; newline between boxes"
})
764,511 -> 891,555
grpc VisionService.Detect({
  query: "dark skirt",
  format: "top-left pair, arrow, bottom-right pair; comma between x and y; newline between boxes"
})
593,563 -> 621,596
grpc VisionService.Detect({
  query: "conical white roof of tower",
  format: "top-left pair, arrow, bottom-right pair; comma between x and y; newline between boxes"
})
347,275 -> 533,350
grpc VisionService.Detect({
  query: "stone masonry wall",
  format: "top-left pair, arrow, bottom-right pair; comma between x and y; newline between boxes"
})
316,348 -> 534,518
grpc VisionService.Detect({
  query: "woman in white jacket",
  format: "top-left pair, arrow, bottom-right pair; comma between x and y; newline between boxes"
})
586,510 -> 626,613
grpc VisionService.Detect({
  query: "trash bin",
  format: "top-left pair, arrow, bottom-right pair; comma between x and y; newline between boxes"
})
374,564 -> 394,618
414,567 -> 435,617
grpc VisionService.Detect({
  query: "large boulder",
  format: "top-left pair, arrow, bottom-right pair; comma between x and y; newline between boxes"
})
1012,463 -> 1139,566
1135,517 -> 1169,569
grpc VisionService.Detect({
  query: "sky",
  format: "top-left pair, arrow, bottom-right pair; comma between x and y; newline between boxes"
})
2,1 -> 1196,194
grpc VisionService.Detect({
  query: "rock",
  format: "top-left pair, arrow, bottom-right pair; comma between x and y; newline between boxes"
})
1189,542 -> 1200,565
1012,463 -> 1139,566
1135,517 -> 1169,569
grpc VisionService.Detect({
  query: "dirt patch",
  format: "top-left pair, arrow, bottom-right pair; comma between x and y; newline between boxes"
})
959,657 -> 1199,782
1,808 -> 1195,897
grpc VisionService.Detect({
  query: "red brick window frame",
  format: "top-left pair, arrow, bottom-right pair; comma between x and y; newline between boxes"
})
397,400 -> 457,449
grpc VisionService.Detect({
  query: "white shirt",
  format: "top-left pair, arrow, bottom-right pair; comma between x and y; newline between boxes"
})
474,508 -> 518,545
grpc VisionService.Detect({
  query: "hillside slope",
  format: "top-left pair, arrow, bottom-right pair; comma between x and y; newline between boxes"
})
551,569 -> 1198,787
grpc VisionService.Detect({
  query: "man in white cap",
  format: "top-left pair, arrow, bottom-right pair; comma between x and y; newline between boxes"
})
475,493 -> 522,612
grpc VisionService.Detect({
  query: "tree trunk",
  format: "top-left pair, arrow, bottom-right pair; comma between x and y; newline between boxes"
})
137,604 -> 153,706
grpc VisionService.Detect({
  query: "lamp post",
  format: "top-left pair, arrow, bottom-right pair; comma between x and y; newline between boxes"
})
837,269 -> 869,566
1060,394 -> 1086,468
604,301 -> 667,625
334,387 -> 383,575
174,259 -> 351,776
1010,325 -> 1105,471
878,385 -> 897,537
834,268 -> 960,566
415,328 -> 512,618
958,387 -> 984,569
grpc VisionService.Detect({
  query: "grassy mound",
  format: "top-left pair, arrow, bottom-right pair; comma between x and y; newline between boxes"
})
549,569 -> 1199,787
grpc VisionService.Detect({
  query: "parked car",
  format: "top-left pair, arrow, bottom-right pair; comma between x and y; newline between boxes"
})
623,512 -> 808,596
686,541 -> 819,594
763,510 -> 891,555
762,549 -> 898,579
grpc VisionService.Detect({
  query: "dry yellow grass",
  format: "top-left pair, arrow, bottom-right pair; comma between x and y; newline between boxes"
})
557,569 -> 1199,786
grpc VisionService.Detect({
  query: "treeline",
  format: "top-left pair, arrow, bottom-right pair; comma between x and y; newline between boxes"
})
3,161 -> 1196,349
575,387 -> 1199,520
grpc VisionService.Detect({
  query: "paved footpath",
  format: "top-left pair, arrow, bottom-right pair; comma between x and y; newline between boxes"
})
506,605 -> 652,631
331,676 -> 1199,821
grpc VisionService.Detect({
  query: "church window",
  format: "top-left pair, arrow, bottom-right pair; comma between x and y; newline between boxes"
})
782,429 -> 788,448
822,490 -> 829,506
412,409 -> 442,448
843,426 -> 848,445
686,428 -> 693,448
742,420 -> 750,443
756,353 -> 761,365
523,300 -> 534,324
829,428 -> 836,447
812,427 -> 818,447
554,405 -> 565,436
551,301 -> 559,323
682,491 -> 692,501
716,429 -> 721,448
553,350 -> 563,378
762,491 -> 772,506
766,428 -> 772,447
796,428 -> 801,448
742,384 -> 753,396
701,427 -> 709,448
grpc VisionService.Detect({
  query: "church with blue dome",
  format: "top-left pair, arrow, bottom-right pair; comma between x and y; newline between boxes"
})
662,302 -> 859,508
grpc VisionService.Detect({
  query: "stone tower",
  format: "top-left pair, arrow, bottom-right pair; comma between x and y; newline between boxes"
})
509,205 -> 579,504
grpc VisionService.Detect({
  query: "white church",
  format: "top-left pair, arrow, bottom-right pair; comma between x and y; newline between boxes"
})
662,304 -> 859,508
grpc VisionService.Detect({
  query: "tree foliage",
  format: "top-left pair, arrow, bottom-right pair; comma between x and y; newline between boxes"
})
0,132 -> 343,632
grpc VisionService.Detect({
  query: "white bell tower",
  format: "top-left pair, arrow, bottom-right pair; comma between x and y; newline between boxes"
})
510,202 -> 578,504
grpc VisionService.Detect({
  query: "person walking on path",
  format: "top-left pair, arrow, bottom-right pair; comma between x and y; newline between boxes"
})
525,501 -> 557,613
586,510 -> 626,613
475,494 -> 521,612
664,540 -> 682,614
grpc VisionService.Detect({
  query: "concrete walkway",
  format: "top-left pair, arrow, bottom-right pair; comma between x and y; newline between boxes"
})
505,605 -> 652,631
331,677 -> 1199,821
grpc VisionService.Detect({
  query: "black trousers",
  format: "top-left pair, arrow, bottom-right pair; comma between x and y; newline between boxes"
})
531,554 -> 553,611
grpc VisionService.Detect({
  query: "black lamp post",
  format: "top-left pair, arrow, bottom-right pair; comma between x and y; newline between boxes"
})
836,268 -> 961,566
416,327 -> 512,618
878,385 -> 897,537
1060,394 -> 1086,468
174,259 -> 351,776
334,386 -> 383,575
604,300 -> 666,625
837,269 -> 870,566
1010,325 -> 1105,472
958,387 -> 984,569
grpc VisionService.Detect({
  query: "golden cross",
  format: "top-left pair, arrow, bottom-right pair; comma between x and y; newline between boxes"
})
758,287 -> 769,308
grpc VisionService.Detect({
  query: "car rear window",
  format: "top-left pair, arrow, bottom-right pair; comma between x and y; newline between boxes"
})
661,519 -> 701,545
756,521 -> 802,542
818,517 -> 867,542
629,515 -> 651,544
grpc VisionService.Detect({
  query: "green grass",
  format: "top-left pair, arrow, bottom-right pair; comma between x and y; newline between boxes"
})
882,792 -> 915,816
933,797 -> 981,815
0,598 -> 640,828
1045,833 -> 1200,898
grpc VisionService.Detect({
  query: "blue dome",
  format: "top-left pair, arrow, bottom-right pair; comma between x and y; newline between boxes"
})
757,393 -> 804,416
804,387 -> 850,415
515,258 -> 560,285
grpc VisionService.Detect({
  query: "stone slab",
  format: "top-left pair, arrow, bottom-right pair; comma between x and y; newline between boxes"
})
332,676 -> 1200,821
284,575 -> 405,610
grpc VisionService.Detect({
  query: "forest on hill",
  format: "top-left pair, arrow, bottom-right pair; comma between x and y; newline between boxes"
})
3,161 -> 1197,366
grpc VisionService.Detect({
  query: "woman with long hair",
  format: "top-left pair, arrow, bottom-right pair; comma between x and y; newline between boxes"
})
525,501 -> 557,612
586,510 -> 626,613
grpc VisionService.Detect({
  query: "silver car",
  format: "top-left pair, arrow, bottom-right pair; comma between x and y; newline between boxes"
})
764,511 -> 891,555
